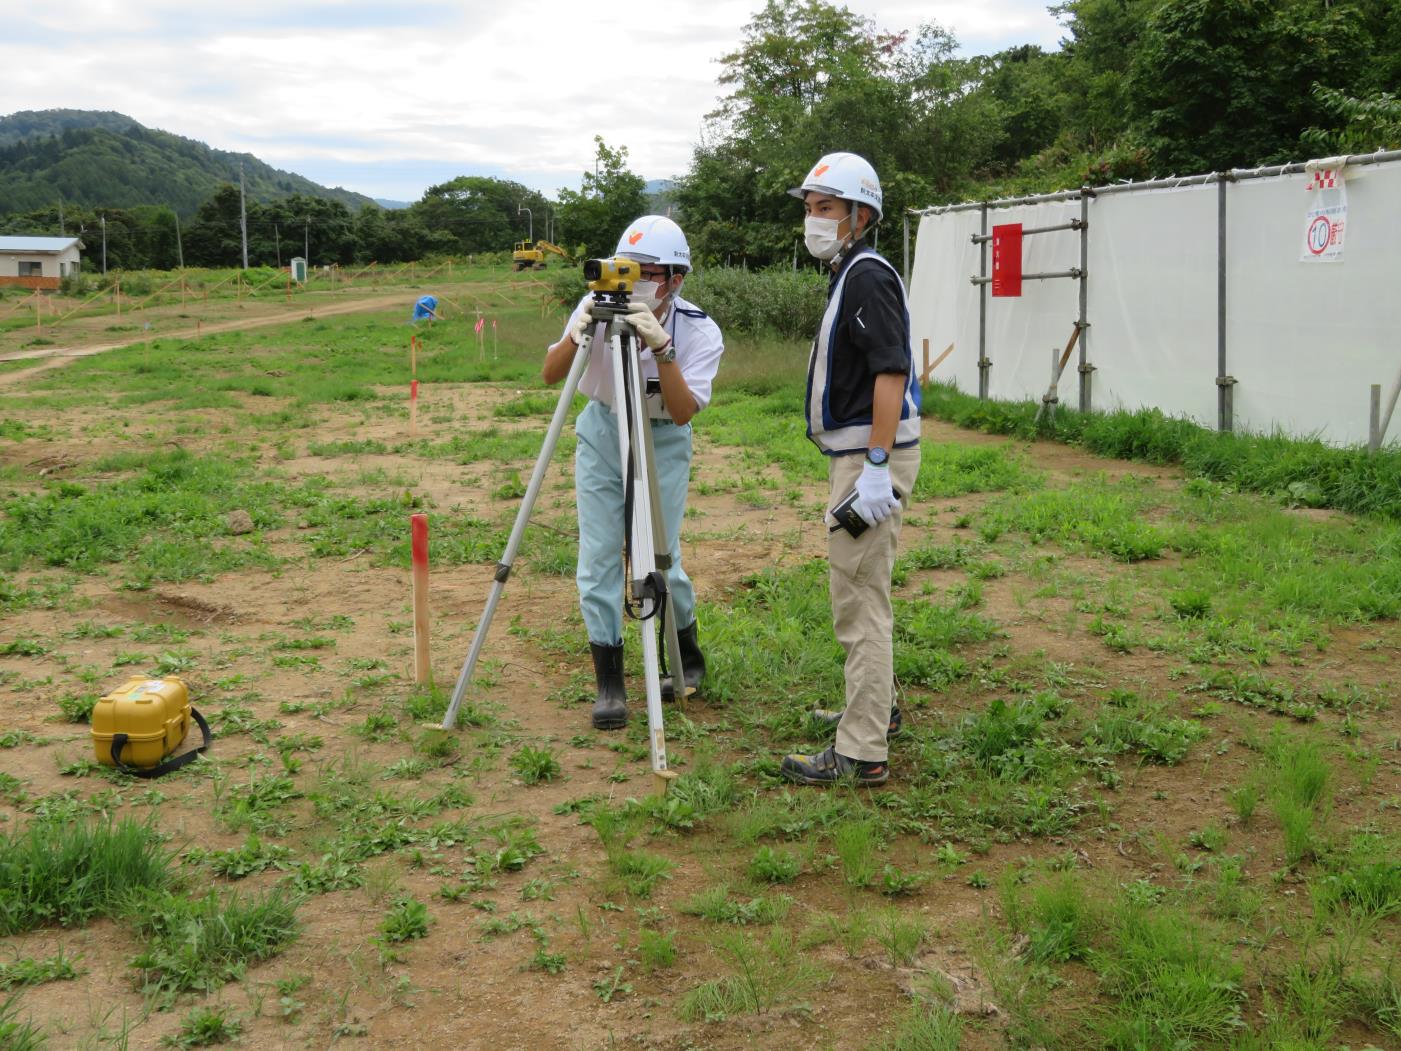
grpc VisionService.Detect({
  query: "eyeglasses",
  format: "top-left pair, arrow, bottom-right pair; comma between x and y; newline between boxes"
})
639,269 -> 668,282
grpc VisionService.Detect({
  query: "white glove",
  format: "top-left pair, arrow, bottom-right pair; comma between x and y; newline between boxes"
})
568,303 -> 595,346
623,301 -> 672,354
853,460 -> 901,526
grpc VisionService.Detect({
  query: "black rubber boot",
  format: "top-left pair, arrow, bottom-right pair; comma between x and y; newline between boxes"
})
590,642 -> 627,730
660,621 -> 706,702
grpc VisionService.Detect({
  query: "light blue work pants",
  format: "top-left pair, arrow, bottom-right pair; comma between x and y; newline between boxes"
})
574,399 -> 695,646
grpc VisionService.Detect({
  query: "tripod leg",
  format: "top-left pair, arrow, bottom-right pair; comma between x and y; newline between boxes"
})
608,322 -> 674,792
440,335 -> 591,730
638,405 -> 687,702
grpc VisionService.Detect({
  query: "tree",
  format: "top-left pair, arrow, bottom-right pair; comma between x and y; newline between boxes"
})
182,185 -> 244,267
553,137 -> 648,260
677,1 -> 986,270
1303,85 -> 1401,153
1125,0 -> 1367,172
408,176 -> 550,256
127,205 -> 180,269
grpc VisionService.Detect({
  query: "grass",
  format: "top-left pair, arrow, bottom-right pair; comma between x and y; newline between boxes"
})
833,817 -> 882,889
380,895 -> 431,943
923,379 -> 1401,520
1024,876 -> 1096,963
679,885 -> 793,925
0,817 -> 173,934
0,951 -> 80,989
869,1002 -> 963,1051
678,929 -> 829,1021
0,993 -> 45,1051
1267,734 -> 1335,867
3,284 -> 1400,1046
509,744 -> 562,785
161,1005 -> 242,1047
747,845 -> 803,884
1090,895 -> 1246,1047
1312,832 -> 1401,919
128,886 -> 300,999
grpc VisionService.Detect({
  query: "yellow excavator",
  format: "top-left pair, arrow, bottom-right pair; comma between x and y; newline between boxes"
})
512,240 -> 571,271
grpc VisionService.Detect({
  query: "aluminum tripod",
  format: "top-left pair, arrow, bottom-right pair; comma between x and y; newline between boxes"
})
439,297 -> 686,792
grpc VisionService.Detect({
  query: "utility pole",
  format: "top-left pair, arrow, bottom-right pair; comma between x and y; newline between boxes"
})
174,212 -> 184,269
304,218 -> 309,265
274,223 -> 281,268
238,160 -> 249,269
101,214 -> 107,275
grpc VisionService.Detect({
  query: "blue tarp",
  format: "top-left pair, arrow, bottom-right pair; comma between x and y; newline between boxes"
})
412,295 -> 438,321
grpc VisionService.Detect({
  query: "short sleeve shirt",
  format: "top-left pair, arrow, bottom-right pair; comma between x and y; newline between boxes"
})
824,248 -> 911,425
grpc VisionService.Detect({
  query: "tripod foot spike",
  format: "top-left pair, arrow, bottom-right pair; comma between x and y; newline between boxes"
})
651,768 -> 679,797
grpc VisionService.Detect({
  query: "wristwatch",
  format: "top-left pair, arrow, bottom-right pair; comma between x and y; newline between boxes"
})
865,446 -> 889,467
654,341 -> 677,365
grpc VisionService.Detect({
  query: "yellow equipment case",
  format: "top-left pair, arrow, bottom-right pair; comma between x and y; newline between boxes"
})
91,675 -> 211,778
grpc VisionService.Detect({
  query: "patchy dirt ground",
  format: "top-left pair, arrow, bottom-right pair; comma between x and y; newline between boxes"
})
2,349 -> 1399,1050
0,272 -> 546,386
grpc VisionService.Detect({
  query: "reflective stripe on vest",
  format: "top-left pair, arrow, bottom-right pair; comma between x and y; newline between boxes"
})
805,251 -> 921,455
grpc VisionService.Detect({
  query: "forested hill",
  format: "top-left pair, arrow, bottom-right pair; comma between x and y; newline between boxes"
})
0,109 -> 376,217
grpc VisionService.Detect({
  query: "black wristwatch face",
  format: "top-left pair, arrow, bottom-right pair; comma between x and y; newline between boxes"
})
866,446 -> 889,466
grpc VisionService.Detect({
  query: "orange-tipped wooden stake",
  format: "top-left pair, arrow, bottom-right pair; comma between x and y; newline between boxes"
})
411,513 -> 431,685
410,378 -> 419,436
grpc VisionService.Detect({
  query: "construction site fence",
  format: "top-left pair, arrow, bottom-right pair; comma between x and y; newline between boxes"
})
904,149 -> 1401,447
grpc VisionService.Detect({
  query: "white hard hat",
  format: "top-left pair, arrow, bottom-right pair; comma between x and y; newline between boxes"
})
615,215 -> 691,269
788,152 -> 883,221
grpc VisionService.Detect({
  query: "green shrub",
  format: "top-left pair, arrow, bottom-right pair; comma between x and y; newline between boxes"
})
684,266 -> 827,340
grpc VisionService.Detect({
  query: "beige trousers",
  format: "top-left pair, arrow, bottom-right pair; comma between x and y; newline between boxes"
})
826,446 -> 921,762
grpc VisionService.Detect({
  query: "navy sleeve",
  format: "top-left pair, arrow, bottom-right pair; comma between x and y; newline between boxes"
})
843,262 -> 910,376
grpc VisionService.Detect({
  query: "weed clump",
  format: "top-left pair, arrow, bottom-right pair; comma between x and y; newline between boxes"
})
0,817 -> 173,935
128,887 -> 300,999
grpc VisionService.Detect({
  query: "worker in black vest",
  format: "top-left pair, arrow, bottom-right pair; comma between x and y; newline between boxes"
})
780,152 -> 922,786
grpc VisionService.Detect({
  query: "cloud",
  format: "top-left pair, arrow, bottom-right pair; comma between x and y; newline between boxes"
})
3,0 -> 1062,199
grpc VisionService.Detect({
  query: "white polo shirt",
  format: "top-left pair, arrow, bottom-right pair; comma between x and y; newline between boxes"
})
560,292 -> 725,420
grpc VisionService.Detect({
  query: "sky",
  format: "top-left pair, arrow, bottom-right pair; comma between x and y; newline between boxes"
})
3,0 -> 1065,203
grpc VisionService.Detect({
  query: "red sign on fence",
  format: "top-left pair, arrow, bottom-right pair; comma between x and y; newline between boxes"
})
991,223 -> 1023,297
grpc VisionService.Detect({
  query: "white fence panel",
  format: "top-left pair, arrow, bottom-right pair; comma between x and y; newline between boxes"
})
909,156 -> 1401,445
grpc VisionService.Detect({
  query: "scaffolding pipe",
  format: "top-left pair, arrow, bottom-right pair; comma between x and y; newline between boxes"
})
971,219 -> 1081,243
1216,175 -> 1234,432
914,149 -> 1401,217
1077,189 -> 1092,412
977,203 -> 989,399
972,269 -> 1081,285
903,213 -> 911,287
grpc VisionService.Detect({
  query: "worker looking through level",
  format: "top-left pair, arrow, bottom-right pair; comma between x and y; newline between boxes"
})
780,152 -> 923,787
541,216 -> 725,731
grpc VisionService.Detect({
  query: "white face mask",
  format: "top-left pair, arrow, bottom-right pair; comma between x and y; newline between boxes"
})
804,216 -> 843,260
631,280 -> 663,311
